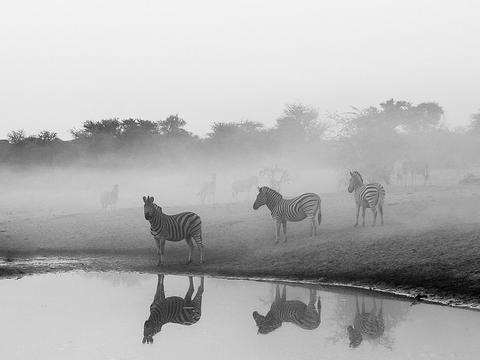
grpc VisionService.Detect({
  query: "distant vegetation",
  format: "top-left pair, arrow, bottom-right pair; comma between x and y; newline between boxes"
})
1,100 -> 479,169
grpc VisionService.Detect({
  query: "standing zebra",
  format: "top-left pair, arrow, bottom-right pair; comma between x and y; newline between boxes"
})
347,296 -> 385,348
197,173 -> 216,205
348,171 -> 385,227
100,184 -> 119,211
253,284 -> 321,334
143,196 -> 204,265
231,175 -> 258,200
143,274 -> 204,344
253,186 -> 321,244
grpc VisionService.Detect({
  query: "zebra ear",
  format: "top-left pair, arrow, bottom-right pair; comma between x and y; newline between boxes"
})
150,196 -> 154,203
142,196 -> 147,203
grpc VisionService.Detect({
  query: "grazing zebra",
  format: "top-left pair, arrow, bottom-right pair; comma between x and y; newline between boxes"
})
143,196 -> 204,266
253,186 -> 321,244
347,296 -> 385,348
100,184 -> 119,210
260,165 -> 290,193
253,284 -> 321,334
231,176 -> 258,200
143,274 -> 204,344
197,173 -> 216,204
348,171 -> 385,227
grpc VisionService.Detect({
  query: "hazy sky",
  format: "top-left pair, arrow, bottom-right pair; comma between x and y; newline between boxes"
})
1,0 -> 479,139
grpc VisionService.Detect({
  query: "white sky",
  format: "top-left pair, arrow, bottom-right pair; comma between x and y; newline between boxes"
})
0,0 -> 479,139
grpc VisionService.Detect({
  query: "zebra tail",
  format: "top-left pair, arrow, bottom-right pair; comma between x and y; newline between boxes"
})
317,200 -> 322,226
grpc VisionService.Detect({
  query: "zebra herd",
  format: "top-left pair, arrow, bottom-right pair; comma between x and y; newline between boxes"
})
142,170 -> 386,266
142,275 -> 385,349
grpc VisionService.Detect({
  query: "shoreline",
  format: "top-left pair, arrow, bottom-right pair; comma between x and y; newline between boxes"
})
1,253 -> 479,311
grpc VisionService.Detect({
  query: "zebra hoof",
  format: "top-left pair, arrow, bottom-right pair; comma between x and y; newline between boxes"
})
185,260 -> 192,265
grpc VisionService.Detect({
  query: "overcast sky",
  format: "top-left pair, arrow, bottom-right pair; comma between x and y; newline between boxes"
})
1,0 -> 479,139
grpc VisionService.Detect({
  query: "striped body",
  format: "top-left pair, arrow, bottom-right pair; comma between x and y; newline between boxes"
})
143,275 -> 204,344
253,186 -> 321,243
348,171 -> 385,227
348,296 -> 384,348
253,285 -> 321,334
143,196 -> 204,265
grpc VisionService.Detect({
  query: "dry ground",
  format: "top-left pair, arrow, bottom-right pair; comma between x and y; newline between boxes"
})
1,183 -> 480,305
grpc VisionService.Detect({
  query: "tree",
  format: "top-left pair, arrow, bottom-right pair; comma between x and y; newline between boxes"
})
36,130 -> 58,144
469,109 -> 480,133
120,119 -> 159,141
158,114 -> 191,137
7,130 -> 26,145
71,118 -> 122,139
275,103 -> 328,142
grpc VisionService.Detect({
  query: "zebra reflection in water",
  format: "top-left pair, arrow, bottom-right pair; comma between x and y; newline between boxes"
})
253,285 -> 321,334
347,296 -> 385,348
143,275 -> 204,344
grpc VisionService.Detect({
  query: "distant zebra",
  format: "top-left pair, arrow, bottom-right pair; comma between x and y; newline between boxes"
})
253,186 -> 321,244
231,176 -> 258,200
403,160 -> 430,186
143,196 -> 204,266
253,284 -> 321,334
348,171 -> 385,227
197,173 -> 216,204
347,296 -> 384,348
100,184 -> 119,210
143,274 -> 204,344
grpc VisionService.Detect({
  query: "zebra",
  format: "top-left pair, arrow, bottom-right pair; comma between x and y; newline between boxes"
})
100,184 -> 119,210
347,296 -> 384,348
143,274 -> 204,344
403,160 -> 430,186
260,165 -> 290,193
253,284 -> 321,334
348,171 -> 385,227
253,186 -> 321,244
197,173 -> 216,205
231,176 -> 258,200
143,196 -> 204,266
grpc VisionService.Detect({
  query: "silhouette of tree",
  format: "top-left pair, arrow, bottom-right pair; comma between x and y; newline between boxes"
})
469,109 -> 480,133
275,103 -> 327,141
158,114 -> 191,137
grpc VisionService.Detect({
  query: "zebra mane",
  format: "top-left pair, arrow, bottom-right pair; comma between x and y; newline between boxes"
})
262,186 -> 283,198
352,171 -> 364,183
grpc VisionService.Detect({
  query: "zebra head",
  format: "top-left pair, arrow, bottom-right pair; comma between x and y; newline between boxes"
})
252,311 -> 282,334
142,319 -> 162,344
253,187 -> 267,210
348,171 -> 364,193
143,196 -> 160,221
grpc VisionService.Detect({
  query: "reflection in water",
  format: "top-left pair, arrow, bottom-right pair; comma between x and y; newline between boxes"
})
253,284 -> 321,334
347,296 -> 385,348
143,274 -> 204,344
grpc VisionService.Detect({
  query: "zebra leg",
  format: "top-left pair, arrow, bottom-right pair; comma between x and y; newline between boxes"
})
275,221 -> 281,245
379,203 -> 384,226
185,236 -> 194,265
185,276 -> 194,301
372,207 -> 377,227
154,237 -> 162,266
354,204 -> 360,227
193,235 -> 204,264
282,221 -> 287,243
153,274 -> 165,303
158,239 -> 166,266
282,285 -> 287,300
361,206 -> 366,227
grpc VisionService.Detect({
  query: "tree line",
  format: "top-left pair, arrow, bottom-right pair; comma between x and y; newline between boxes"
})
2,100 -> 479,170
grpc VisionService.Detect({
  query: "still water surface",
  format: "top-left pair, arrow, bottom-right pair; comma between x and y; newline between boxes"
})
0,272 -> 479,360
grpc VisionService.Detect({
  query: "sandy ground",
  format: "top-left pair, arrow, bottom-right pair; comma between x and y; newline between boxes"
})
1,182 -> 480,306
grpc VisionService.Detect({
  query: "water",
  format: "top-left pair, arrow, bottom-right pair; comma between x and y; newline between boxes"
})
0,272 -> 479,360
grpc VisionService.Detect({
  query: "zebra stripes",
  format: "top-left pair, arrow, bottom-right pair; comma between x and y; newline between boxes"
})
348,171 -> 385,227
143,196 -> 204,266
253,284 -> 321,334
347,296 -> 385,348
143,275 -> 204,344
253,186 -> 321,243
